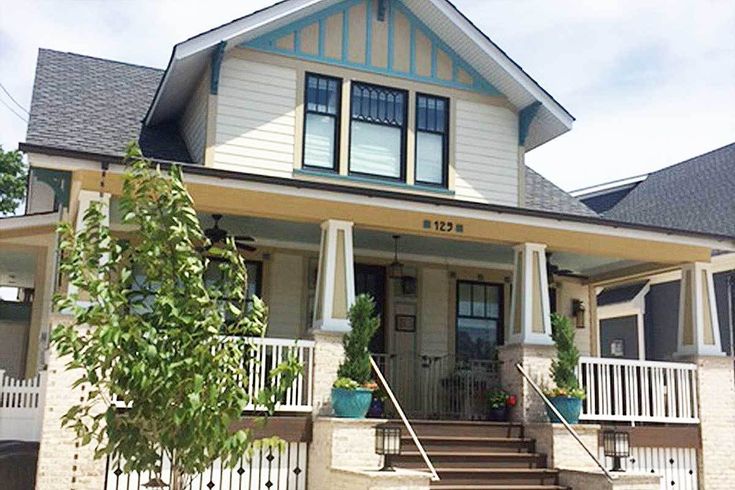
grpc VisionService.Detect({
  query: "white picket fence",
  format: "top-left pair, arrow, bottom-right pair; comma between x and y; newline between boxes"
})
0,369 -> 47,441
577,357 -> 699,424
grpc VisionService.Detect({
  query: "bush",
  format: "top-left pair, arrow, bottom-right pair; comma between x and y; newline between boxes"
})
547,313 -> 585,400
335,294 -> 380,389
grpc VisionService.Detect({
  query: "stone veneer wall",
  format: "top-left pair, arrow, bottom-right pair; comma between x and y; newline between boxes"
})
525,423 -> 601,472
497,343 -> 554,423
310,330 -> 345,416
691,355 -> 735,489
35,317 -> 106,490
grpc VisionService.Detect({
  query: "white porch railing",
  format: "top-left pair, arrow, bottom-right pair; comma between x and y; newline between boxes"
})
241,337 -> 315,413
113,337 -> 315,413
0,370 -> 47,441
576,357 -> 699,424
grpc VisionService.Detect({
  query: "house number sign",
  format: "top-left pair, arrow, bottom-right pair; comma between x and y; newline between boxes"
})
423,219 -> 464,234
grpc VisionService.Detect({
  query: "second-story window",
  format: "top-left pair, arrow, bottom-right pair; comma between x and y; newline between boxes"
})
349,82 -> 407,180
303,73 -> 341,171
415,94 -> 449,187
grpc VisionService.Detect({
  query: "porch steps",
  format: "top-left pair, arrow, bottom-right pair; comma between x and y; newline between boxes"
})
390,420 -> 570,490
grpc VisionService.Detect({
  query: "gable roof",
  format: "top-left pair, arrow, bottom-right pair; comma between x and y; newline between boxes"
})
23,49 -> 590,220
525,167 -> 597,217
144,0 -> 574,150
25,49 -> 192,163
604,142 -> 735,237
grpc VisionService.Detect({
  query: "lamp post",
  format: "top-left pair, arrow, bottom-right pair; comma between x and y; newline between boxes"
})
603,430 -> 630,472
375,424 -> 402,471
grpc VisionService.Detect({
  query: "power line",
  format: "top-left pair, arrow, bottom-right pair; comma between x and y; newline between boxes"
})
0,82 -> 29,115
0,96 -> 28,123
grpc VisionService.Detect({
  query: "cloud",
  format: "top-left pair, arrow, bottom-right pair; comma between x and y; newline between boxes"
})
1,0 -> 733,192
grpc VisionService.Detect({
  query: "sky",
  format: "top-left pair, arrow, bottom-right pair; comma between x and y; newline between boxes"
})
0,0 -> 734,192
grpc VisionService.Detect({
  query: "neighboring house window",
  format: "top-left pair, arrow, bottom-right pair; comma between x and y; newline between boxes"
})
456,281 -> 503,360
303,73 -> 341,171
349,82 -> 407,180
415,94 -> 449,187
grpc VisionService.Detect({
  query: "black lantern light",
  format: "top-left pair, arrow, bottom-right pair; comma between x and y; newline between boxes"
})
572,299 -> 586,329
375,424 -> 402,471
603,430 -> 630,472
389,235 -> 405,280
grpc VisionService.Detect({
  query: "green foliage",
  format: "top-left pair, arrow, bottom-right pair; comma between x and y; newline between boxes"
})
548,313 -> 584,400
486,389 -> 510,409
52,144 -> 301,490
333,377 -> 361,390
0,146 -> 26,215
335,294 -> 380,386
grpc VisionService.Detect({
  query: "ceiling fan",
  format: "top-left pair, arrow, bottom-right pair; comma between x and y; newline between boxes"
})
202,214 -> 257,253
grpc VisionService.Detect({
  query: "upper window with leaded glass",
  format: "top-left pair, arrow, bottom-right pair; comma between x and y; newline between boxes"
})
303,73 -> 341,171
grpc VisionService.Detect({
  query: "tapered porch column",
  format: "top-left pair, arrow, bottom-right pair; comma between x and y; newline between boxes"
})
676,262 -> 724,357
675,263 -> 735,489
499,243 -> 555,424
508,243 -> 553,345
312,220 -> 356,332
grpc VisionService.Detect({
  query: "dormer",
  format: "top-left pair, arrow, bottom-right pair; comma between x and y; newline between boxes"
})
146,0 -> 574,208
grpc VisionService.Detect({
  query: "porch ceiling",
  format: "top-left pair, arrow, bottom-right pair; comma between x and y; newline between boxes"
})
199,214 -> 641,276
0,249 -> 36,288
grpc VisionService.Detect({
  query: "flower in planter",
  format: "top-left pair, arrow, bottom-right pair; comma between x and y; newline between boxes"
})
506,394 -> 517,407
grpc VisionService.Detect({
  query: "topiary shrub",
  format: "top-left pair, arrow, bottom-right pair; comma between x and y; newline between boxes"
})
547,313 -> 585,399
334,294 -> 380,389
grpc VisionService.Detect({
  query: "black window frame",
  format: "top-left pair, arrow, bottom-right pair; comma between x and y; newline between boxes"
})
302,72 -> 342,173
414,93 -> 450,188
348,80 -> 409,182
455,280 -> 504,360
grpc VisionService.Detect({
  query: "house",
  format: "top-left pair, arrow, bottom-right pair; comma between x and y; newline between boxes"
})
1,1 -> 734,489
575,142 -> 735,362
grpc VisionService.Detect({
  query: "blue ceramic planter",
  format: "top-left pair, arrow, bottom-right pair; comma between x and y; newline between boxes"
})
332,387 -> 373,418
546,396 -> 582,424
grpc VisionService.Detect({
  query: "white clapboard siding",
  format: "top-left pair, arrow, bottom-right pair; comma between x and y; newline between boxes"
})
267,253 -> 304,339
420,268 -> 450,355
454,100 -> 519,206
215,58 -> 297,178
180,75 -> 208,163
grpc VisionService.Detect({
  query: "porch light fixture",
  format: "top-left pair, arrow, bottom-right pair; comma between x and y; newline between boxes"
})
375,424 -> 402,471
572,299 -> 586,329
389,235 -> 405,280
603,430 -> 630,472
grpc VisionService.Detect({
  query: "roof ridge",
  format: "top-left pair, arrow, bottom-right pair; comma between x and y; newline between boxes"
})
645,140 -> 735,178
38,48 -> 164,73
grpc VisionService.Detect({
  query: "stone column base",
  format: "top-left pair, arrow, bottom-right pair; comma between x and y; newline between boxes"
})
310,330 -> 345,417
525,423 -> 601,472
497,343 -> 555,424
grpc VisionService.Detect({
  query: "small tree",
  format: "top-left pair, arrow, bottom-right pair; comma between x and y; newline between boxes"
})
335,294 -> 380,388
53,145 -> 300,489
548,313 -> 584,398
0,146 -> 26,215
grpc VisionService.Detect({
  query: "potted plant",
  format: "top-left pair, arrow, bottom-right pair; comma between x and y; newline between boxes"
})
486,389 -> 517,421
544,313 -> 586,424
331,294 -> 380,418
367,386 -> 387,418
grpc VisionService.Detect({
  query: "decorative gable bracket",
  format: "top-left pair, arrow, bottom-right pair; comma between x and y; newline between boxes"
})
242,0 -> 501,96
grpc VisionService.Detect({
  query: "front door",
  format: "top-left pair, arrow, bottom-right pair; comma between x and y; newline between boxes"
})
354,264 -> 387,353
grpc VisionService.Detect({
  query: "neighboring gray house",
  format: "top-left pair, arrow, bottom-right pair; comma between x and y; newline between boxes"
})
575,142 -> 735,360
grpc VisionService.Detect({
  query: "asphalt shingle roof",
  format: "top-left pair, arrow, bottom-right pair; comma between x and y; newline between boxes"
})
26,49 -> 191,162
26,49 -> 593,218
605,143 -> 735,237
525,167 -> 597,217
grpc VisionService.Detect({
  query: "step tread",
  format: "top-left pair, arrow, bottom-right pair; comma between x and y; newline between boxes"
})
431,486 -> 569,490
401,451 -> 542,458
436,468 -> 558,474
404,436 -> 533,442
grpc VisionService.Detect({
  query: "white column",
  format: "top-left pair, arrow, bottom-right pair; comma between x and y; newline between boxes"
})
676,262 -> 724,357
67,190 -> 111,302
508,243 -> 553,345
312,220 -> 355,332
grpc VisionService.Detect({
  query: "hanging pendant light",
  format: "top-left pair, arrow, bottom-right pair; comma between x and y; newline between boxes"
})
389,235 -> 404,280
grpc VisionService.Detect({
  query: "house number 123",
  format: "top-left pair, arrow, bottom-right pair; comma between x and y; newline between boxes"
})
423,219 -> 464,234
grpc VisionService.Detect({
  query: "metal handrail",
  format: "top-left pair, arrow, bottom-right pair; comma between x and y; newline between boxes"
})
515,363 -> 614,483
369,356 -> 440,482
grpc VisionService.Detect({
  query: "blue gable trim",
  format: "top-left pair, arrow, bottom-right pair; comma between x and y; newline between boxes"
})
519,101 -> 541,146
210,41 -> 227,95
242,0 -> 501,96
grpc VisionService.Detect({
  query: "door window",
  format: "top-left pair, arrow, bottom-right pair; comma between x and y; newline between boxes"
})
456,281 -> 503,360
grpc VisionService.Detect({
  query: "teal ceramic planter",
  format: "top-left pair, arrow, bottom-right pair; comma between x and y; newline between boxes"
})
332,387 -> 373,418
546,396 -> 582,424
